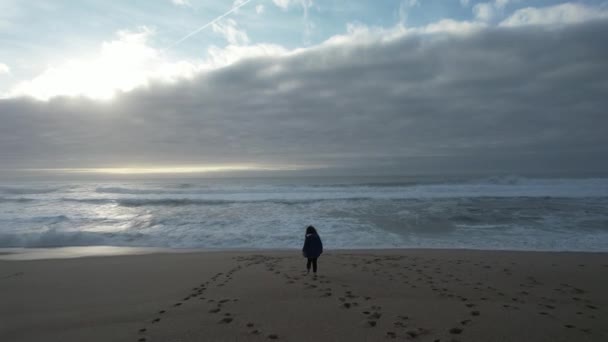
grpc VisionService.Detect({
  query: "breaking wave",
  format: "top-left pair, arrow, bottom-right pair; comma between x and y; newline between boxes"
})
60,197 -> 374,207
0,229 -> 146,248
0,186 -> 62,195
0,197 -> 35,203
1,176 -> 608,251
95,187 -> 188,195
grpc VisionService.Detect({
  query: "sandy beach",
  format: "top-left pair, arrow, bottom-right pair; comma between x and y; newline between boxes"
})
1,249 -> 607,342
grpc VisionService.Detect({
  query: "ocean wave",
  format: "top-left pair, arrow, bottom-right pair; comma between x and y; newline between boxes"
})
0,229 -> 145,248
90,177 -> 608,199
2,195 -> 608,251
61,198 -> 116,205
174,183 -> 196,189
0,197 -> 35,203
117,197 -> 373,207
95,187 -> 181,195
60,194 -> 608,208
60,197 -> 242,206
31,215 -> 70,224
470,175 -> 526,185
469,175 -> 608,187
118,198 -> 231,207
59,197 -> 375,207
0,186 -> 61,195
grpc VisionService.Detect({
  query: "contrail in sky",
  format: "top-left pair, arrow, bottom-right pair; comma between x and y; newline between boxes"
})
168,0 -> 254,50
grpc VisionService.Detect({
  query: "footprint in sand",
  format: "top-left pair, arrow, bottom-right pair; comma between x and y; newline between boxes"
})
0,272 -> 24,280
449,327 -> 463,334
406,328 -> 429,339
219,317 -> 233,324
369,312 -> 382,319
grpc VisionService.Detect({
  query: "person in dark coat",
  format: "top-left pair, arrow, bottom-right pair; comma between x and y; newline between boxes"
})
302,225 -> 323,274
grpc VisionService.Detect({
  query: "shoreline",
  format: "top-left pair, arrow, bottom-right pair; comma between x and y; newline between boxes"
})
1,245 -> 607,261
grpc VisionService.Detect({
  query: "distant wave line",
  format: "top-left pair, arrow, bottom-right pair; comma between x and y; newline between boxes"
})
59,197 -> 375,207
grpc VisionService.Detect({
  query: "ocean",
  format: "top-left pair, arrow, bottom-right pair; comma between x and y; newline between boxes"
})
1,175 -> 607,251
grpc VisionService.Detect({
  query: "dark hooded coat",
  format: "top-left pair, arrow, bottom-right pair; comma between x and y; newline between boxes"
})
302,233 -> 323,258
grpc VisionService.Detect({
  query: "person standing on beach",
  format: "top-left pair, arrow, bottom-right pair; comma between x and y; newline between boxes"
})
302,225 -> 323,275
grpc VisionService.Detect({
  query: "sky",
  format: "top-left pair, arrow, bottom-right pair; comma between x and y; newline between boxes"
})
0,0 -> 607,177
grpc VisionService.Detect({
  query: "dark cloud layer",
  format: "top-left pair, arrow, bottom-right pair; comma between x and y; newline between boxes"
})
1,19 -> 608,176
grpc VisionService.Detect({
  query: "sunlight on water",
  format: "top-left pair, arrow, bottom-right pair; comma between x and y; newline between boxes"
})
23,164 -> 315,175
0,246 -> 174,260
1,176 -> 607,251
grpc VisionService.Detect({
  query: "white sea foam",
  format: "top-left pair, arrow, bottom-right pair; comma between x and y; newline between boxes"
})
0,176 -> 607,251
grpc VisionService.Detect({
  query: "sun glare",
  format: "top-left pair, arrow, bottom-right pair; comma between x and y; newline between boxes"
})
7,27 -> 200,101
28,164 -> 308,175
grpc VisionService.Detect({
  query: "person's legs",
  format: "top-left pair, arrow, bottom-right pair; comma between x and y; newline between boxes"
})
306,258 -> 312,273
312,258 -> 318,273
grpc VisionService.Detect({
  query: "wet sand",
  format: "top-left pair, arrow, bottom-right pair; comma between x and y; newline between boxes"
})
1,249 -> 607,341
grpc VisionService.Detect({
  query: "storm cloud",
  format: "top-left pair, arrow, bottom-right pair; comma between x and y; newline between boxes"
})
1,18 -> 608,176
